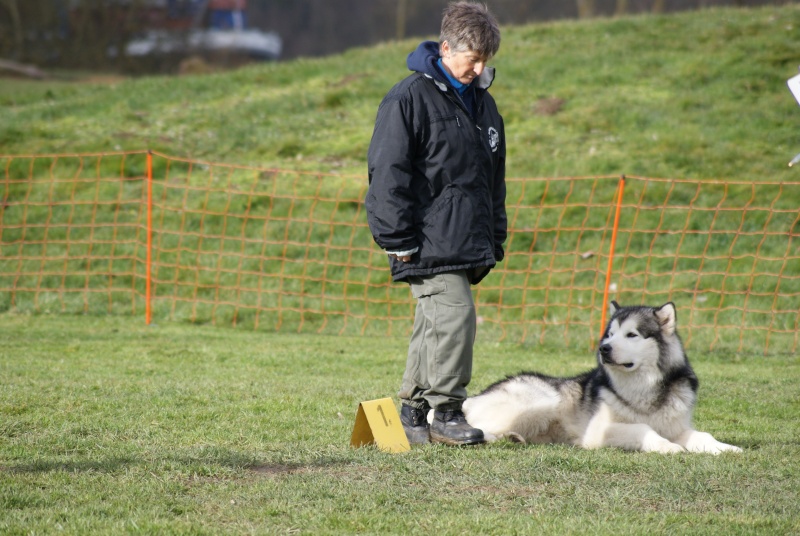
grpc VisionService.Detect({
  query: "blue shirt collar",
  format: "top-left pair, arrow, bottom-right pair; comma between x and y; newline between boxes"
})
437,58 -> 469,95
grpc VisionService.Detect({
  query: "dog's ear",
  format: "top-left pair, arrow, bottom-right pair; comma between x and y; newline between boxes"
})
609,301 -> 620,316
655,302 -> 677,335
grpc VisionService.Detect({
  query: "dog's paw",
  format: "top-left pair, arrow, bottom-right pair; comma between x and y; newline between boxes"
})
690,442 -> 743,455
654,441 -> 686,454
642,438 -> 685,453
642,430 -> 686,453
682,431 -> 742,454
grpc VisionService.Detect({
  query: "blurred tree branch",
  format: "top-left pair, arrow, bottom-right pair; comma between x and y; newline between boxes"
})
0,0 -> 23,58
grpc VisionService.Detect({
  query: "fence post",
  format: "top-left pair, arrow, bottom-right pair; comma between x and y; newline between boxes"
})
146,151 -> 153,325
599,175 -> 626,341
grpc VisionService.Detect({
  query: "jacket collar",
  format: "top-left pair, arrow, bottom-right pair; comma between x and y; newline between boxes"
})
407,40 -> 496,92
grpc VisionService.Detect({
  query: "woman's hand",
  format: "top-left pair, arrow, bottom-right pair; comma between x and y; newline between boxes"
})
389,253 -> 412,262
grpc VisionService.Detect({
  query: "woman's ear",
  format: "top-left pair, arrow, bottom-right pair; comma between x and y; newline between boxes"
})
440,40 -> 451,59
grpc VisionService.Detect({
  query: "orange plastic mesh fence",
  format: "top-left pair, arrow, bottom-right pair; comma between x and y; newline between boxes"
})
1,152 -> 147,317
2,151 -> 798,354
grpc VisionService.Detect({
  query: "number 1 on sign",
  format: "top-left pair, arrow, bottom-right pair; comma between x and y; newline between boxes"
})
377,405 -> 389,427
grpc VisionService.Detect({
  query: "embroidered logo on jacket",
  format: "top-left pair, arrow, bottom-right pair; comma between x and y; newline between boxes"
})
488,127 -> 500,153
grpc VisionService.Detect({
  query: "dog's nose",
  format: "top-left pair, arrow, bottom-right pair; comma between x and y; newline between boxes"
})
599,344 -> 613,363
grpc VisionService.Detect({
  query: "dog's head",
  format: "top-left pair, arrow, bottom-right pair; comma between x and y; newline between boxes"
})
597,301 -> 681,373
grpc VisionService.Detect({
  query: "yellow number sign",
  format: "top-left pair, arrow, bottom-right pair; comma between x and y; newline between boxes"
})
350,398 -> 411,453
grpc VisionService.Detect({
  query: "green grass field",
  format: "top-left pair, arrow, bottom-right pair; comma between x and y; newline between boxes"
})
1,315 -> 798,534
2,5 -> 800,533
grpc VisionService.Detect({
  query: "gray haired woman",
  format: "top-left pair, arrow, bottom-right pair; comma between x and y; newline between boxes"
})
366,2 -> 507,446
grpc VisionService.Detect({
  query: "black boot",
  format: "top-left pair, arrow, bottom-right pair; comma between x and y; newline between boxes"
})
430,408 -> 485,446
400,404 -> 430,445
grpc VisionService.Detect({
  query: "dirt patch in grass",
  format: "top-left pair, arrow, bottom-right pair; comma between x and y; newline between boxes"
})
249,463 -> 305,476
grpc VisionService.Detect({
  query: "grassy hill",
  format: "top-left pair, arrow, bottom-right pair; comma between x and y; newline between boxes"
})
2,10 -> 800,533
1,4 -> 799,181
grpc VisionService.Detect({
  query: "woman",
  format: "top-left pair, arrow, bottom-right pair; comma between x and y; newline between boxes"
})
365,2 -> 507,446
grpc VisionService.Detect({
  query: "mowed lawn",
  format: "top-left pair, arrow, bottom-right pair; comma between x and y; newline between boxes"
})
1,314 -> 798,534
2,4 -> 800,534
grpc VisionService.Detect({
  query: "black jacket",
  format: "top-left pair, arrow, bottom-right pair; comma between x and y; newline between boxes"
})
366,41 -> 507,284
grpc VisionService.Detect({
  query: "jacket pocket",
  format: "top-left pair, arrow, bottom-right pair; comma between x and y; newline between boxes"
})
408,273 -> 447,299
419,186 -> 474,263
429,112 -> 459,125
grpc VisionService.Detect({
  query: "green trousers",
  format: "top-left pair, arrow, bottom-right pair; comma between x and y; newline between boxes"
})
398,270 -> 476,411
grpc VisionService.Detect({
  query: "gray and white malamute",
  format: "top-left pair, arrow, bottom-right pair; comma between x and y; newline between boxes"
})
463,302 -> 742,454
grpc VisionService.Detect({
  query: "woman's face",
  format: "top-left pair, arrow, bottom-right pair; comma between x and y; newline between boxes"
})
440,41 -> 489,85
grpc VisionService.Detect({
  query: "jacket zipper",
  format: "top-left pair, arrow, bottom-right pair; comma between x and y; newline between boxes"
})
445,88 -> 489,152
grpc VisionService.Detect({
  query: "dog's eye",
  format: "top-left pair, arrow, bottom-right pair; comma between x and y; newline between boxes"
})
626,332 -> 638,338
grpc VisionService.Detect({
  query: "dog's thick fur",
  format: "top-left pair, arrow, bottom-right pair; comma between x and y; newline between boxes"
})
463,302 -> 742,454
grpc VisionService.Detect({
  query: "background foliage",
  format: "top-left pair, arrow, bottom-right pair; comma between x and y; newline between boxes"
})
1,0 -> 794,68
1,5 -> 799,180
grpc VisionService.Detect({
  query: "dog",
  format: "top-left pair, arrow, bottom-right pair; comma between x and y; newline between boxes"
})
462,302 -> 742,454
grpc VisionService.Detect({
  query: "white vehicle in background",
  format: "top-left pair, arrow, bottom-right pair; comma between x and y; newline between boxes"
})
124,27 -> 281,61
118,0 -> 281,63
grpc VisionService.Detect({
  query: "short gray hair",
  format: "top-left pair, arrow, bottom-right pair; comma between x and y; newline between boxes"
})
439,2 -> 501,59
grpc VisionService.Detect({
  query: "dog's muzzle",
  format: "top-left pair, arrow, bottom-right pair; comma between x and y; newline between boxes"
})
599,343 -> 614,364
